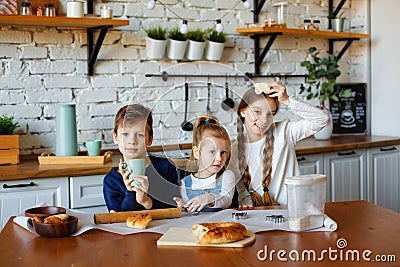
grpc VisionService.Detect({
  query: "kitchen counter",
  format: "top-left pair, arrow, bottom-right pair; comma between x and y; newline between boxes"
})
1,135 -> 400,181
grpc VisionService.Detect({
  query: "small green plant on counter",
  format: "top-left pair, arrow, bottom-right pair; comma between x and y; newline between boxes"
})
167,27 -> 187,41
0,115 -> 19,135
185,28 -> 206,42
206,29 -> 226,43
145,26 -> 167,40
300,47 -> 351,109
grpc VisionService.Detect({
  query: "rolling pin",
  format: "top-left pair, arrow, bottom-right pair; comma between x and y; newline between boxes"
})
94,208 -> 181,224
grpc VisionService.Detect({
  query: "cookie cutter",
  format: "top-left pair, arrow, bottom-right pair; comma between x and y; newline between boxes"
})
266,214 -> 284,223
232,211 -> 248,220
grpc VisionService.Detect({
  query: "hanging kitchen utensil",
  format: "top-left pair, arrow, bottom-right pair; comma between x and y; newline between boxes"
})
181,82 -> 193,131
221,80 -> 235,111
207,81 -> 211,114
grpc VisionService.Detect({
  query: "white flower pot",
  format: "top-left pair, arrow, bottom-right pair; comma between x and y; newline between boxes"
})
205,40 -> 225,61
167,39 -> 187,60
331,18 -> 345,32
314,109 -> 333,140
186,40 -> 205,60
146,37 -> 167,59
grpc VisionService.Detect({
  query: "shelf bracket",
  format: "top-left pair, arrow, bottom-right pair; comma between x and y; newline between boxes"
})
252,33 -> 281,74
87,25 -> 111,76
88,0 -> 94,14
253,0 -> 268,23
329,38 -> 358,61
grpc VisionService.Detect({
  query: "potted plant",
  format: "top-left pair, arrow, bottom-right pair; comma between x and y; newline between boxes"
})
205,28 -> 226,61
145,26 -> 167,59
330,11 -> 346,32
300,47 -> 351,139
0,114 -> 20,164
185,28 -> 206,60
166,27 -> 187,60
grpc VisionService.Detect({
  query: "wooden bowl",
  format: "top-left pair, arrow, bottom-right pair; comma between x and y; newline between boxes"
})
29,215 -> 78,238
25,206 -> 66,221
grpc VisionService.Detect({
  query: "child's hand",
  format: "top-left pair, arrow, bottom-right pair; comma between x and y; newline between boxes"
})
184,193 -> 215,212
254,82 -> 290,106
173,197 -> 187,211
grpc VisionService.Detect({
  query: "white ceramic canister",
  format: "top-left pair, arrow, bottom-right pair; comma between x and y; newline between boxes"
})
67,1 -> 84,18
100,5 -> 112,19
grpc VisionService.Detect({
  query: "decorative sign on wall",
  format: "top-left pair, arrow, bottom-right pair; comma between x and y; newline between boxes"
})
329,83 -> 367,134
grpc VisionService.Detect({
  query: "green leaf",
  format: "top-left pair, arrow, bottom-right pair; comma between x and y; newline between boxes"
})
0,115 -> 19,135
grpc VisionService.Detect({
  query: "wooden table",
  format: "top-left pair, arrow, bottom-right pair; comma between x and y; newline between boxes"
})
0,201 -> 399,266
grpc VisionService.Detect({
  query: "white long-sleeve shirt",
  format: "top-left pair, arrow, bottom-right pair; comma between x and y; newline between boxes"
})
179,170 -> 235,208
229,97 -> 329,206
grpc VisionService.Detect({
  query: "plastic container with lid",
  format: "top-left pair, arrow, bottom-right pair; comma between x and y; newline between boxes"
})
285,174 -> 327,231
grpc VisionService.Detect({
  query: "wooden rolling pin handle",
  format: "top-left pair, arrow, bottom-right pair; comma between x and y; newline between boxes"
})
94,208 -> 182,224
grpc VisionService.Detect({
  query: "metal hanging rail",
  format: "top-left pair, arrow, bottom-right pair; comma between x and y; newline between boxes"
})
145,71 -> 307,81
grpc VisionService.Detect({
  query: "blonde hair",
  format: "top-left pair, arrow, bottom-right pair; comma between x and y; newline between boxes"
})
236,87 -> 279,206
190,115 -> 231,178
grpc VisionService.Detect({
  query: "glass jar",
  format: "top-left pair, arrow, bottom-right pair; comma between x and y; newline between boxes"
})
312,19 -> 320,30
302,19 -> 311,30
36,6 -> 43,16
44,3 -> 56,16
20,2 -> 32,15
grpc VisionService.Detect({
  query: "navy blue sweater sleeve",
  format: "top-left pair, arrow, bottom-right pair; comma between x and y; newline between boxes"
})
103,157 -> 180,212
103,167 -> 144,212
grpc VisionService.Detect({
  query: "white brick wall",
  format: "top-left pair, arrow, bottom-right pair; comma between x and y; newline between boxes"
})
0,0 -> 369,155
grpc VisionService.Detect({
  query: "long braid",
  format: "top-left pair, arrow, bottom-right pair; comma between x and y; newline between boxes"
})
261,124 -> 278,206
237,116 -> 251,190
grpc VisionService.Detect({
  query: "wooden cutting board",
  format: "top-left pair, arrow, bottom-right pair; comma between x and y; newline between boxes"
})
157,227 -> 255,247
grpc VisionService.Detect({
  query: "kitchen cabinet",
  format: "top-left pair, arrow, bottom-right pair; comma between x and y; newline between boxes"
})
69,174 -> 107,213
297,154 -> 324,175
367,145 -> 400,212
297,149 -> 368,203
0,15 -> 129,75
0,177 -> 69,230
323,149 -> 367,202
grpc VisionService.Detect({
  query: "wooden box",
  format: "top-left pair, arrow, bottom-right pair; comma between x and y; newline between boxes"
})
0,135 -> 19,165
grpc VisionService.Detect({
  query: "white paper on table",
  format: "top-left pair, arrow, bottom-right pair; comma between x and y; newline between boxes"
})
13,208 -> 337,236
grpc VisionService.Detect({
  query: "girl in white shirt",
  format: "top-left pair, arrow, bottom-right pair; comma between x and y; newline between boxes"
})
173,116 -> 235,212
230,82 -> 328,206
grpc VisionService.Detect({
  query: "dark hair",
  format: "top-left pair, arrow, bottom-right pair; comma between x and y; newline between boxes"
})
113,104 -> 153,141
236,87 -> 279,206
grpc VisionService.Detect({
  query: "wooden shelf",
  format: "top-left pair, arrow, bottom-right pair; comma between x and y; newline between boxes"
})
0,15 -> 129,75
0,14 -> 129,28
236,26 -> 370,74
236,26 -> 370,39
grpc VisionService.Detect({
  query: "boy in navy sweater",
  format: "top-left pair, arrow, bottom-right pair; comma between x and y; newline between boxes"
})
103,104 -> 180,212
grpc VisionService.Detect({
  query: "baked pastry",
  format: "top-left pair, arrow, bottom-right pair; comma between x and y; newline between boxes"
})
192,222 -> 247,244
43,214 -> 69,224
126,214 -> 152,229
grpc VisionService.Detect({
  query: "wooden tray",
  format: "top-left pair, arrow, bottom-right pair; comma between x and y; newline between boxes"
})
38,151 -> 113,165
157,228 -> 255,247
